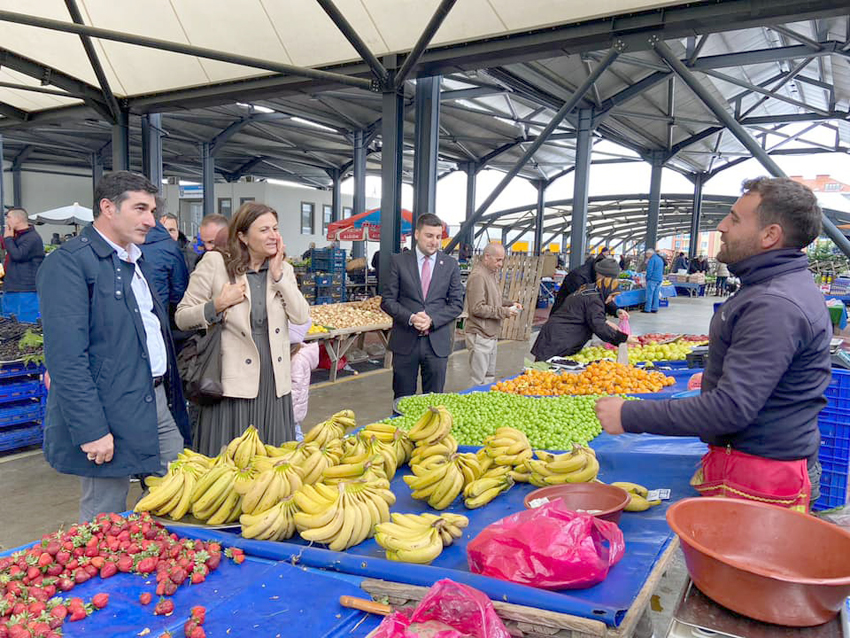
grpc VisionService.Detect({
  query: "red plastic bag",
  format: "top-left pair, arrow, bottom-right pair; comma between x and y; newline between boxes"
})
370,579 -> 511,638
467,500 -> 625,590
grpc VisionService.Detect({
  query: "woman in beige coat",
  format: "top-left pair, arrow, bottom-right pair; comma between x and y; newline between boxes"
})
176,202 -> 310,455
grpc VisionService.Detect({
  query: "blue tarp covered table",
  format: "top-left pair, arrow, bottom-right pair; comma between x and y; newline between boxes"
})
673,282 -> 705,298
614,285 -> 676,308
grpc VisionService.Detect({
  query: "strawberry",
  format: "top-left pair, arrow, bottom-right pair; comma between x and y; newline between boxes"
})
89,556 -> 104,570
225,548 -> 245,564
190,569 -> 206,585
190,606 -> 206,624
184,621 -> 205,638
116,555 -> 134,573
99,562 -> 117,580
26,567 -> 40,581
157,633 -> 172,638
54,551 -> 69,566
30,622 -> 51,637
36,554 -> 52,569
49,605 -> 67,622
91,593 -> 109,610
65,559 -> 78,572
28,601 -> 46,616
153,598 -> 174,616
73,569 -> 90,584
137,557 -> 157,574
56,578 -> 74,592
8,625 -> 30,638
42,585 -> 56,599
44,564 -> 62,578
139,592 -> 152,606
11,602 -> 25,616
84,564 -> 98,578
68,608 -> 86,622
204,553 -> 220,570
169,567 -> 187,585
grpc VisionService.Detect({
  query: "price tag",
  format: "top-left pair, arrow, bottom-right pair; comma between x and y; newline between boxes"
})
646,489 -> 671,501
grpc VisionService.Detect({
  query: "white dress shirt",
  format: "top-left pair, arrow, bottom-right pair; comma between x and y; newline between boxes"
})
95,228 -> 168,377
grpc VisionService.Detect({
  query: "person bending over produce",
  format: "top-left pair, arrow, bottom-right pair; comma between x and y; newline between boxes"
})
596,177 -> 831,511
176,202 -> 310,455
531,258 -> 636,362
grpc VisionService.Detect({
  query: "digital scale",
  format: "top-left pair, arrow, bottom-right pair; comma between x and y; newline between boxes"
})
665,581 -> 846,638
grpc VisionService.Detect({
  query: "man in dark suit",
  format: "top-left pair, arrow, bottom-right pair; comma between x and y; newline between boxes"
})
381,213 -> 465,399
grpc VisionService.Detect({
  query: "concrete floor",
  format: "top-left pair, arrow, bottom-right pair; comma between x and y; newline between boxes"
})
0,294 -> 719,635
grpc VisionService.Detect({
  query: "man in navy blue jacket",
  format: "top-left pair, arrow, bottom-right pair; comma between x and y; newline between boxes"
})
140,210 -> 189,314
381,213 -> 464,399
596,177 -> 831,508
38,171 -> 190,522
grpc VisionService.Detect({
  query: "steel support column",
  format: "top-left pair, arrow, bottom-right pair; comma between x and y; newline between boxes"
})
463,163 -> 477,251
141,113 -> 163,188
201,142 -> 214,218
689,172 -> 705,259
111,109 -> 129,172
646,152 -> 664,250
533,180 -> 546,256
412,75 -> 440,229
330,168 -> 342,223
501,227 -> 509,246
446,43 -> 623,254
0,135 -> 5,225
12,169 -> 21,209
91,152 -> 103,194
379,83 -> 404,293
352,129 -> 367,259
569,108 -> 594,270
651,36 -> 850,258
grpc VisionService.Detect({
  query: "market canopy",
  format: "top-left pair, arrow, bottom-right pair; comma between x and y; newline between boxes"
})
327,208 -> 448,241
29,203 -> 93,226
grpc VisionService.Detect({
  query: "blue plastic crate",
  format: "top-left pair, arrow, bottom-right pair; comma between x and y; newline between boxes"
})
0,379 -> 45,405
659,297 -> 669,307
313,296 -> 334,306
825,368 -> 850,400
0,422 -> 42,453
314,275 -> 332,287
0,361 -> 45,382
0,400 -> 45,430
814,406 -> 850,510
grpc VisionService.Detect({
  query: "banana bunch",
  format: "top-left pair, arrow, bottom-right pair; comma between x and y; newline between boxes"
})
303,409 -> 356,447
232,456 -> 273,494
409,434 -> 457,467
240,495 -> 299,541
265,441 -> 299,457
455,452 -> 484,484
526,446 -> 599,487
291,440 -> 345,484
184,463 -> 241,523
361,423 -> 414,465
463,473 -> 514,509
611,481 -> 661,512
359,433 -> 401,479
294,480 -> 394,552
135,461 -> 207,520
375,512 -> 468,564
407,406 -> 453,445
322,454 -> 385,485
241,460 -> 305,515
225,425 -> 268,469
483,427 -> 532,467
403,454 -> 467,510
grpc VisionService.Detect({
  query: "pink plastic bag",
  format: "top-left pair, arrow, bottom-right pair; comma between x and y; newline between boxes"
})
618,316 -> 631,335
467,500 -> 625,590
370,579 -> 511,638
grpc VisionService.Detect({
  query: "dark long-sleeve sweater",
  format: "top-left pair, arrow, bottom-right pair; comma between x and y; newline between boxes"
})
621,249 -> 831,461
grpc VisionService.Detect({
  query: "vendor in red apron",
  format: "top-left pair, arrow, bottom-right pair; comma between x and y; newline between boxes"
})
596,177 -> 832,511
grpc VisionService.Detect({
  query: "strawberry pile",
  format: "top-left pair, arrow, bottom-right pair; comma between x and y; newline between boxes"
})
0,512 -> 244,638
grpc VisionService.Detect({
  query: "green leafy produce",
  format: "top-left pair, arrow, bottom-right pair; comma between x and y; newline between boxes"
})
18,328 -> 44,366
387,392 -> 637,450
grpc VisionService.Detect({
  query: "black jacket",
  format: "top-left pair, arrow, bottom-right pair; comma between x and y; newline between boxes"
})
552,259 -> 595,313
37,224 -> 191,478
381,250 -> 465,358
3,226 -> 44,292
140,222 -> 189,311
531,284 -> 628,361
622,249 -> 831,461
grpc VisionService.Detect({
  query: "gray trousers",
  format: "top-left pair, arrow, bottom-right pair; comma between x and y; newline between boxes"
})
79,383 -> 184,522
466,332 -> 498,387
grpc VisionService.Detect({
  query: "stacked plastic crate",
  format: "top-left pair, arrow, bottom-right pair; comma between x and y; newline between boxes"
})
815,368 -> 850,510
306,248 -> 346,305
0,361 -> 47,453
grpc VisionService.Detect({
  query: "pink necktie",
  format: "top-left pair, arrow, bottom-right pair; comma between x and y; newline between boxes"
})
421,256 -> 431,298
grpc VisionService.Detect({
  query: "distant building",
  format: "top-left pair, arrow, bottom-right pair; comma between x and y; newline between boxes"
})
790,174 -> 850,194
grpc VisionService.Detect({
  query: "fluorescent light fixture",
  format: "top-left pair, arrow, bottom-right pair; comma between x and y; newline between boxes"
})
267,178 -> 315,190
291,116 -> 337,133
178,180 -> 200,186
236,102 -> 275,114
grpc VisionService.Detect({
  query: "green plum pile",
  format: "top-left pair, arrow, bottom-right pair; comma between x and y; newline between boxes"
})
573,342 -> 697,364
387,393 -> 637,450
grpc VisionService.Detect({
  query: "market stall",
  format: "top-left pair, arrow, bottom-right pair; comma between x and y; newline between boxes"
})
613,285 -> 677,309
306,322 -> 393,382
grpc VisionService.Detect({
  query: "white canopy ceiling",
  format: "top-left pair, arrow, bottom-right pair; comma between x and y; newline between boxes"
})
0,0 -> 684,111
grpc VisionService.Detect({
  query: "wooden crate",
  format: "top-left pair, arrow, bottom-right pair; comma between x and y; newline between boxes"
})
471,254 -> 545,341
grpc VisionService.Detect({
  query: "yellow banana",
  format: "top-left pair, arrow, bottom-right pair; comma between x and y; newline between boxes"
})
135,472 -> 185,513
168,472 -> 196,521
611,481 -> 649,498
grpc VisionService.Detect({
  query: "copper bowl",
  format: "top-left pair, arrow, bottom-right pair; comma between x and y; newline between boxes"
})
667,497 -> 850,626
524,483 -> 630,524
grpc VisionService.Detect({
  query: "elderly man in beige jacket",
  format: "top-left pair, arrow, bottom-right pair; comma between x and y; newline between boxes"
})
465,243 -> 521,386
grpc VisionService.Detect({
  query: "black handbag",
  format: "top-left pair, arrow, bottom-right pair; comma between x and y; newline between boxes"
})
176,320 -> 225,404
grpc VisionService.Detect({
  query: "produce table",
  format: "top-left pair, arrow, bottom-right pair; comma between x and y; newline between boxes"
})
305,322 -> 393,382
614,285 -> 676,309
174,431 -> 705,637
672,282 -> 706,298
0,541 -> 382,638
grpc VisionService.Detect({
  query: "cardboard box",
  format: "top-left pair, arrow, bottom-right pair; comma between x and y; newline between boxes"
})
541,252 -> 558,277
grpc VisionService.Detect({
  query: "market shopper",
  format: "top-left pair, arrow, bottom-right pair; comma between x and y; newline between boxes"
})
2,207 -> 44,317
37,171 -> 190,522
531,258 -> 635,361
596,177 -> 831,510
176,202 -> 310,455
714,260 -> 729,295
184,213 -> 230,273
551,250 -> 608,313
289,321 -> 319,442
465,243 -> 521,386
671,252 -> 688,273
642,248 -> 664,313
381,213 -> 464,399
141,212 -> 189,313
689,254 -> 709,274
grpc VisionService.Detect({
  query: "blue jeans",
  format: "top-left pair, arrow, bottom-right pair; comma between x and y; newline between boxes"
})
644,281 -> 661,312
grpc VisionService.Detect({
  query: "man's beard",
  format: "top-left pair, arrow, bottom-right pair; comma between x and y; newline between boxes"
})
717,236 -> 759,265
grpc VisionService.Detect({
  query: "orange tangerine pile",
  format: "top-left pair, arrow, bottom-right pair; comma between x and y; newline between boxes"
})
492,361 -> 676,396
